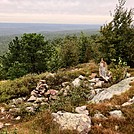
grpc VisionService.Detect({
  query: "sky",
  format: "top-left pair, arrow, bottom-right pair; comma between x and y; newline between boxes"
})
0,0 -> 133,24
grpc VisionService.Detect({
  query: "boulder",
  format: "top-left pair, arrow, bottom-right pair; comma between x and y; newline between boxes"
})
52,111 -> 91,134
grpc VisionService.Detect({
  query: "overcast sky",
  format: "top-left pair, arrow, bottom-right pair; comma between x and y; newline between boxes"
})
0,0 -> 133,24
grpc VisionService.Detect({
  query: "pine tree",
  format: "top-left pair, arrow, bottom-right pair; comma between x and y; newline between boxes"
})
99,0 -> 134,66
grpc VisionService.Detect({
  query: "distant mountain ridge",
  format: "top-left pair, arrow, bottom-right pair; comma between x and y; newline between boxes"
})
0,23 -> 101,36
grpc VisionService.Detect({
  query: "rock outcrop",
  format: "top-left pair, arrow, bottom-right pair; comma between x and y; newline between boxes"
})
90,77 -> 134,103
52,111 -> 91,134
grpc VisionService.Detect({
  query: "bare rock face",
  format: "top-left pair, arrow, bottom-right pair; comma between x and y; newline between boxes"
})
90,77 -> 134,103
52,111 -> 91,134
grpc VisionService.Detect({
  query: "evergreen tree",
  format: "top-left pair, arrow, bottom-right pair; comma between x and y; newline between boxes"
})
99,0 -> 134,66
1,33 -> 50,79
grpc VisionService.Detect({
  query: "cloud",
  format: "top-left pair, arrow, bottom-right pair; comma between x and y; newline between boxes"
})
0,0 -> 133,24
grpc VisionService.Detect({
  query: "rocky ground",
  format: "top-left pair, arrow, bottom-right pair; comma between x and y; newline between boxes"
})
0,70 -> 134,133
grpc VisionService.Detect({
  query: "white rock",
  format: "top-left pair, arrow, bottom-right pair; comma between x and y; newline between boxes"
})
4,123 -> 11,126
72,78 -> 81,87
78,75 -> 85,80
15,116 -> 21,120
109,110 -> 124,118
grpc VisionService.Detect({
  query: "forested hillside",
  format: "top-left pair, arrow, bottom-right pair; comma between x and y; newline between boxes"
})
0,0 -> 133,81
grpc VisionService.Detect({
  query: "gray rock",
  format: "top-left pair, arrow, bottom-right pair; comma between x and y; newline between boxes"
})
52,111 -> 91,134
75,106 -> 89,115
90,77 -> 134,103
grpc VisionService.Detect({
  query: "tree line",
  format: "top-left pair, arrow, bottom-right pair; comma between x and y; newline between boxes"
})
0,0 -> 133,80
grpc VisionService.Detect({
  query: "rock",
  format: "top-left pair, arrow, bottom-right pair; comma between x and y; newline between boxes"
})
31,90 -> 38,96
115,125 -> 119,130
32,103 -> 40,109
88,90 -> 96,100
109,110 -> 124,118
35,97 -> 46,103
9,108 -> 21,113
62,82 -> 70,87
25,106 -> 35,113
0,107 -> 5,113
4,123 -> 11,126
72,78 -> 81,87
15,116 -> 21,120
122,96 -> 134,106
126,72 -> 131,78
94,88 -> 104,94
78,75 -> 85,80
0,122 -> 4,129
94,113 -> 107,119
90,77 -> 134,103
52,111 -> 91,134
27,95 -> 37,102
75,106 -> 89,115
94,81 -> 104,88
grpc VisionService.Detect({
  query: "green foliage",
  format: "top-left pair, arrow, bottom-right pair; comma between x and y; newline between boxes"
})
0,33 -> 51,79
59,35 -> 79,67
109,57 -> 128,83
51,86 -> 90,112
99,0 -> 134,66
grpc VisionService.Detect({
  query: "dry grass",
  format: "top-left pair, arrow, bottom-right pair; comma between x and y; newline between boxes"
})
87,80 -> 134,134
6,110 -> 78,134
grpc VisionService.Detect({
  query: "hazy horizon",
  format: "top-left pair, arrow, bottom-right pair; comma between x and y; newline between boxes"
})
0,0 -> 133,24
0,22 -> 100,36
